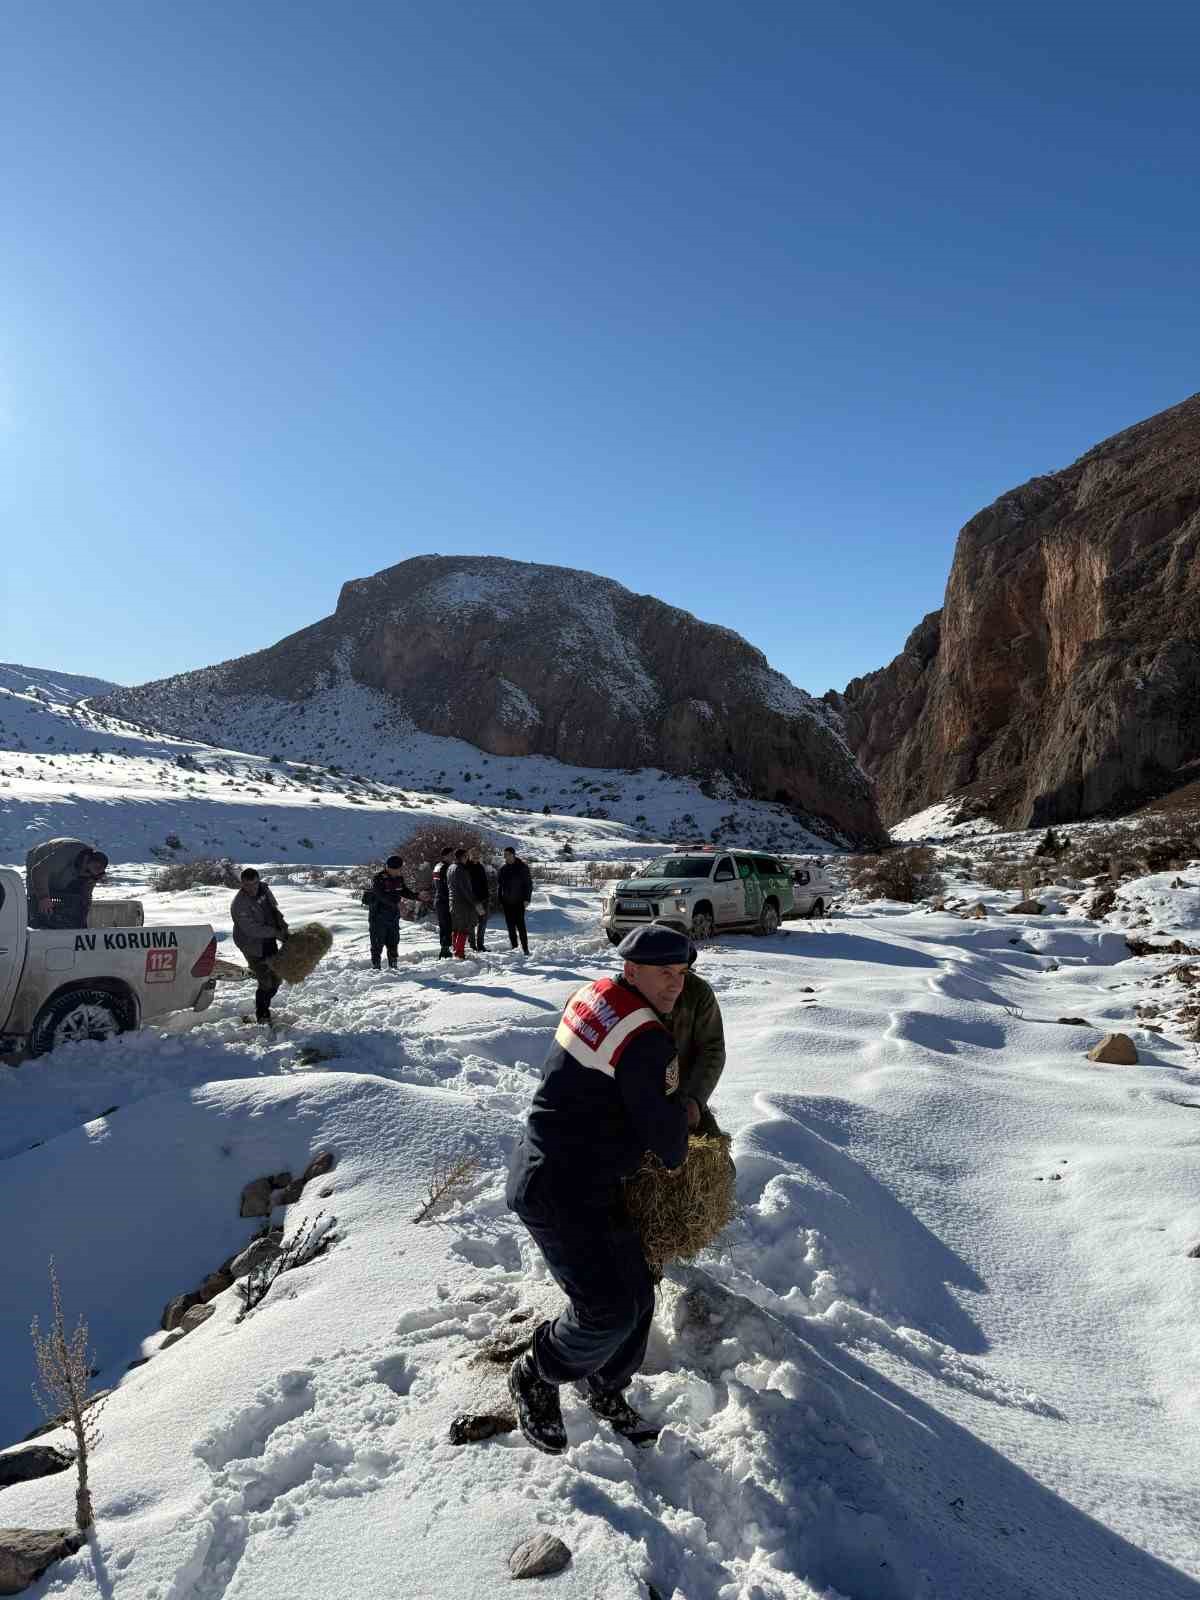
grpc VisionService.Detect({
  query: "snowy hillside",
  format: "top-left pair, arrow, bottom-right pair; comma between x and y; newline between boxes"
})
96,554 -> 884,845
0,684 -> 838,868
0,663 -> 121,703
2,839 -> 1199,1597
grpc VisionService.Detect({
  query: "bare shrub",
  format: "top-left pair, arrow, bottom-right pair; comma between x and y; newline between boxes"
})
31,1260 -> 105,1529
583,860 -> 629,883
412,1154 -> 480,1223
976,859 -> 1029,891
397,821 -> 499,867
324,861 -> 380,894
848,846 -> 942,904
236,1213 -> 337,1321
150,856 -> 240,892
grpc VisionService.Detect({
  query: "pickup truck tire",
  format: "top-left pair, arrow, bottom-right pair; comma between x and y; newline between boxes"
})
29,988 -> 135,1058
690,906 -> 715,942
808,898 -> 825,917
756,899 -> 781,937
605,929 -> 623,946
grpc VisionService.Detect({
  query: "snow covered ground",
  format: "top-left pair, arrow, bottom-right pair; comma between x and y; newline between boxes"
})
0,664 -> 122,704
0,684 -> 837,866
889,801 -> 1001,843
2,847 -> 1200,1598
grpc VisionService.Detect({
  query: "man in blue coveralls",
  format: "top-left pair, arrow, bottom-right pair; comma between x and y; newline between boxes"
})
505,922 -> 690,1454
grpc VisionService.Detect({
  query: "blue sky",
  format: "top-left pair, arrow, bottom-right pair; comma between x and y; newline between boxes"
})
4,0 -> 1197,694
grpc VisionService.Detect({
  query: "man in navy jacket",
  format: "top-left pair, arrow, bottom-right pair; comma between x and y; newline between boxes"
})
506,922 -> 690,1453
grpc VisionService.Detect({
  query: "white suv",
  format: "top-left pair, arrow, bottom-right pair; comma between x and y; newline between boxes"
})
601,850 -> 832,943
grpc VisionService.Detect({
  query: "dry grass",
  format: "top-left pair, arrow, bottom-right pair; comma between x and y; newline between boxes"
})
624,1134 -> 737,1276
268,923 -> 334,983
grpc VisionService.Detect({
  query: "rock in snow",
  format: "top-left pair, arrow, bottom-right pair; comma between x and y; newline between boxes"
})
508,1532 -> 572,1578
1087,1032 -> 1139,1064
0,1447 -> 74,1491
0,1528 -> 83,1593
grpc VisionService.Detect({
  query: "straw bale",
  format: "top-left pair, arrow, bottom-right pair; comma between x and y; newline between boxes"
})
267,923 -> 334,983
624,1133 -> 736,1276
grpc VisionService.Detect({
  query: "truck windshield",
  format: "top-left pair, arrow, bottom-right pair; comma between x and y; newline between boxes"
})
636,857 -> 713,879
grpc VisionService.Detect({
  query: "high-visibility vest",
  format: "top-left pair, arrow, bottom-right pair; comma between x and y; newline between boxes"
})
554,977 -> 679,1092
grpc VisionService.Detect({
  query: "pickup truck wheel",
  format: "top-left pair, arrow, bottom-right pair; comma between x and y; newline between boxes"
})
808,897 -> 825,917
690,908 -> 715,942
756,900 -> 781,937
29,989 -> 134,1058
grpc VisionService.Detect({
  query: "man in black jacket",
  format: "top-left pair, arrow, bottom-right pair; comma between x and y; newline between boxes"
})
363,855 -> 411,969
465,846 -> 491,951
497,846 -> 533,953
505,922 -> 689,1454
430,847 -> 453,959
230,868 -> 289,1024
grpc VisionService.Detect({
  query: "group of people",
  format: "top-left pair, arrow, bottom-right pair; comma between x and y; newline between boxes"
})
362,844 -> 535,967
25,837 -> 110,928
25,829 -> 728,1456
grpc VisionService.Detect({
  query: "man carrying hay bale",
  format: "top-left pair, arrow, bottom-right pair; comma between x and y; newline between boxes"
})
230,868 -> 289,1026
505,922 -> 689,1455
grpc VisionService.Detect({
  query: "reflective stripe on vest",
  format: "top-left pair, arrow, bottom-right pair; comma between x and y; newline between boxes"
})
554,978 -> 663,1079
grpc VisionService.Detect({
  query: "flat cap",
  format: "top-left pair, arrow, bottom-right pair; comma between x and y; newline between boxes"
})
616,922 -> 693,966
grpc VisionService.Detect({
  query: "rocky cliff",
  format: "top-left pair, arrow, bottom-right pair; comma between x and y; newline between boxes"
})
102,555 -> 883,842
827,393 -> 1200,828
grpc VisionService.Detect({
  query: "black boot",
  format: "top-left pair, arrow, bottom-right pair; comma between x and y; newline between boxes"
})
583,1383 -> 660,1445
508,1351 -> 567,1455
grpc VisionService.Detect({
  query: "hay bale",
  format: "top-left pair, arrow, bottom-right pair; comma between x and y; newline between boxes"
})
267,923 -> 334,984
624,1134 -> 736,1276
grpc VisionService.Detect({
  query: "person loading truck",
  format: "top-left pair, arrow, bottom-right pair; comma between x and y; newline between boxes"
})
25,837 -> 110,929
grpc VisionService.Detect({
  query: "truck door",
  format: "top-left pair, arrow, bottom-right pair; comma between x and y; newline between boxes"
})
710,856 -> 738,926
792,868 -> 811,913
0,872 -> 28,1031
736,856 -> 762,923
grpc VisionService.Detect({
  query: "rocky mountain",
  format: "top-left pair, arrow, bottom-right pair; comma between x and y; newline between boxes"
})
826,393 -> 1200,829
99,555 -> 883,843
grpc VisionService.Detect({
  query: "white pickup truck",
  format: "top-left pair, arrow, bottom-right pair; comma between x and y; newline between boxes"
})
0,868 -> 218,1058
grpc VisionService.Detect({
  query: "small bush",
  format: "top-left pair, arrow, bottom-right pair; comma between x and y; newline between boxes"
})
395,820 -> 499,867
848,846 -> 942,904
976,859 -> 1030,891
412,1154 -> 480,1223
236,1213 -> 336,1320
151,857 -> 240,892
